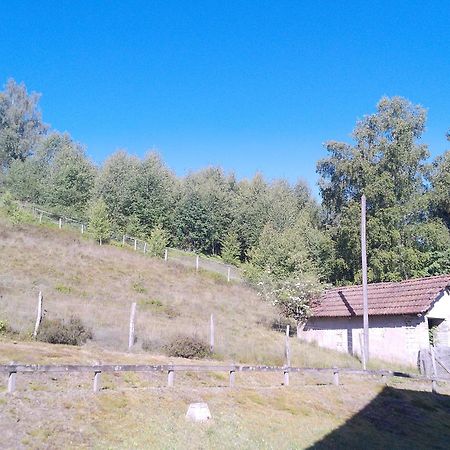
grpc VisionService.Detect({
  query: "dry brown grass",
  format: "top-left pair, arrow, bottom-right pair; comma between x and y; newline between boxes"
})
2,214 -> 449,449
0,213 -> 414,372
1,343 -> 449,450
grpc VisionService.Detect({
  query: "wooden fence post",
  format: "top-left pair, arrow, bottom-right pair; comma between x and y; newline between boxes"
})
81,224 -> 84,234
285,325 -> 291,367
59,218 -> 62,229
210,314 -> 215,353
432,378 -> 438,394
164,248 -> 168,262
229,369 -> 236,387
227,266 -> 231,283
128,302 -> 137,351
196,255 -> 199,272
122,235 -> 126,246
39,212 -> 43,223
333,368 -> 339,386
7,370 -> 16,394
33,291 -> 43,338
284,324 -> 291,386
134,239 -> 137,251
93,371 -> 102,393
167,370 -> 175,387
143,242 -> 147,254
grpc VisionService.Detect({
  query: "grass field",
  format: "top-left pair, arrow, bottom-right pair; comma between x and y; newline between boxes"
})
2,213 -> 449,449
0,213 -> 371,369
2,341 -> 450,449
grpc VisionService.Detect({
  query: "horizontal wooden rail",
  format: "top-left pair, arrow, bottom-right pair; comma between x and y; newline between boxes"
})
2,363 -> 447,394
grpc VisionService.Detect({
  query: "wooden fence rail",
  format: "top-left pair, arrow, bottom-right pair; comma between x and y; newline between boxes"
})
2,364 -> 447,395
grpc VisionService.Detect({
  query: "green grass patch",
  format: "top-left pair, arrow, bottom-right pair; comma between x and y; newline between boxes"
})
54,284 -> 73,294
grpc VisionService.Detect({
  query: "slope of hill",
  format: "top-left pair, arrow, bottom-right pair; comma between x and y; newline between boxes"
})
2,214 -> 450,449
0,213 -> 359,368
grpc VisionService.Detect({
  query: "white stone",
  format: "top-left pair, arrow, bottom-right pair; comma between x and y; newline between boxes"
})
185,403 -> 212,422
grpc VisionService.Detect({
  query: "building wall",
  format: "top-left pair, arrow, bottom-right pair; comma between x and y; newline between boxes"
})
426,290 -> 450,346
300,314 -> 429,366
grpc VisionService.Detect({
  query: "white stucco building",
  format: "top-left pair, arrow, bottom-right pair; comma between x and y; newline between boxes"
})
299,274 -> 450,366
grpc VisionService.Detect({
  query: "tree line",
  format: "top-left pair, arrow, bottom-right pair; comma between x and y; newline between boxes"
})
1,78 -> 449,322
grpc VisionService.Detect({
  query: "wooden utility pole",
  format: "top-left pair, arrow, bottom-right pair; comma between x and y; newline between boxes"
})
361,194 -> 369,368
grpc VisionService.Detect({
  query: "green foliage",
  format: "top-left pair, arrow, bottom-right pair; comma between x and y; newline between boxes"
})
95,151 -> 175,234
5,132 -> 96,216
173,167 -> 235,254
430,147 -> 450,228
232,174 -> 270,258
125,214 -> 144,238
220,230 -> 241,264
0,79 -> 48,168
55,284 -> 73,294
163,335 -> 211,359
0,319 -> 17,336
88,198 -> 111,244
317,96 -> 449,284
0,191 -> 17,215
37,316 -> 92,346
0,191 -> 33,224
95,151 -> 140,229
42,134 -> 96,214
245,213 -> 328,323
147,224 -> 170,257
248,214 -> 333,281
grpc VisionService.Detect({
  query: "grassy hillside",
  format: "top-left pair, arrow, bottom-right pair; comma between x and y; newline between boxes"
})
0,213 -> 362,368
2,214 -> 450,449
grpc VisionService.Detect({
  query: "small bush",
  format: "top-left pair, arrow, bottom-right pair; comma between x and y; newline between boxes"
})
0,319 -> 18,337
163,335 -> 211,359
37,316 -> 92,346
270,317 -> 297,336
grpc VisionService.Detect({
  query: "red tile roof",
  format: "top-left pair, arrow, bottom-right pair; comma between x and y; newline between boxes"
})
312,274 -> 450,318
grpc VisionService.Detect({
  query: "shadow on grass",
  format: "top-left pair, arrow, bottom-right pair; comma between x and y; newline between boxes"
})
309,386 -> 450,450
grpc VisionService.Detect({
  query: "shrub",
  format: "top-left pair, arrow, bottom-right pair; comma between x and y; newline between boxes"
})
37,316 -> 92,346
163,335 -> 211,359
270,317 -> 297,335
0,319 -> 18,336
146,224 -> 170,257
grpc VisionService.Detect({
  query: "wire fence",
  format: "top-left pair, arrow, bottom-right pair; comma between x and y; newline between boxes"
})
18,203 -> 242,282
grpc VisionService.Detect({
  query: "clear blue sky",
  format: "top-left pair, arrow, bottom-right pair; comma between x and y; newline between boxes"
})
1,1 -> 449,192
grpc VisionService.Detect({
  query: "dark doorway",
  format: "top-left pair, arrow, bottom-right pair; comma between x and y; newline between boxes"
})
428,318 -> 447,347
